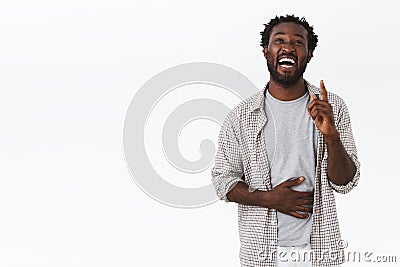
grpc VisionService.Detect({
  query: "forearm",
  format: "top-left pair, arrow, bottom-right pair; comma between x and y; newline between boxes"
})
226,181 -> 268,208
325,133 -> 356,185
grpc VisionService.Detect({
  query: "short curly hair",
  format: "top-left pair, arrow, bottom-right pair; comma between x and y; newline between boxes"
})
260,15 -> 318,56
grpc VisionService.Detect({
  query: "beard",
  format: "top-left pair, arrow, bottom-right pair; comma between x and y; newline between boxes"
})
266,51 -> 308,88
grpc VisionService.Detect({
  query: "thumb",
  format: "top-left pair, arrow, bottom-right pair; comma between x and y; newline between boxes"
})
282,176 -> 304,187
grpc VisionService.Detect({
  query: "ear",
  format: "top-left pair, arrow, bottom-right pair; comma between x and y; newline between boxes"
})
307,51 -> 313,63
263,46 -> 268,58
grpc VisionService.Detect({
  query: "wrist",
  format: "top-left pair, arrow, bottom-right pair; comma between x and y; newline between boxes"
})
260,190 -> 273,209
324,130 -> 340,144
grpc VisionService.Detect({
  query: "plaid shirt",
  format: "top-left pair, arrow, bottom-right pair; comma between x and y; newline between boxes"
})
211,81 -> 360,267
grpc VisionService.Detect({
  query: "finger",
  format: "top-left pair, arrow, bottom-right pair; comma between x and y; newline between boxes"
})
294,205 -> 313,213
308,105 -> 319,121
320,80 -> 328,102
288,211 -> 309,219
309,114 -> 324,127
308,95 -> 318,113
296,191 -> 314,198
308,100 -> 332,117
309,107 -> 332,120
299,199 -> 314,205
282,176 -> 304,187
310,110 -> 335,126
309,106 -> 319,119
308,103 -> 332,119
308,99 -> 332,112
307,98 -> 317,114
308,98 -> 317,112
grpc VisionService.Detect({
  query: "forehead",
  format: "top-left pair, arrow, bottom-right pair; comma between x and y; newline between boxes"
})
270,22 -> 308,39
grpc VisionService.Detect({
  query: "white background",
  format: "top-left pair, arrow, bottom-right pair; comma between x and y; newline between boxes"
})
1,0 -> 399,266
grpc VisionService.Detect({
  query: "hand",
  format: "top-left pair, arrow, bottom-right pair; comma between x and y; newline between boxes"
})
264,177 -> 314,219
308,80 -> 340,140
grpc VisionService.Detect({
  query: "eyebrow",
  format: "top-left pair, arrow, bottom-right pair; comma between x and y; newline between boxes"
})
273,32 -> 305,40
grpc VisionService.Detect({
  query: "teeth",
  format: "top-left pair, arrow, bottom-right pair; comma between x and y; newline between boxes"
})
279,57 -> 295,64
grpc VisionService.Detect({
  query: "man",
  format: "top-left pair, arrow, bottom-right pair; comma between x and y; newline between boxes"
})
211,15 -> 360,267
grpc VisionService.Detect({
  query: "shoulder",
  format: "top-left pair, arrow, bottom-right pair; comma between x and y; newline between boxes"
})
225,91 -> 262,123
327,90 -> 345,106
326,90 -> 352,119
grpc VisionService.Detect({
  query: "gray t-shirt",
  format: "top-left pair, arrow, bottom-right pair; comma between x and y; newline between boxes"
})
264,88 -> 317,246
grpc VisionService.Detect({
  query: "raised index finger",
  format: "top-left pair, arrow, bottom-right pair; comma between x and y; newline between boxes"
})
320,80 -> 328,102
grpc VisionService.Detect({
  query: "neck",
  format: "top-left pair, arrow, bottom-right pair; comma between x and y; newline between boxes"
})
268,77 -> 307,101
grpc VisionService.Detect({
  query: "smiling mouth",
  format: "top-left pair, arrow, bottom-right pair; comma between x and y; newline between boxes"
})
278,57 -> 296,69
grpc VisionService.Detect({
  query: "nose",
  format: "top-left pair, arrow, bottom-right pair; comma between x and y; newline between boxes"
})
281,42 -> 295,53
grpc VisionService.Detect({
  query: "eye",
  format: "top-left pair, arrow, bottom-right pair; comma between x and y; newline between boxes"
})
274,38 -> 284,44
294,40 -> 304,45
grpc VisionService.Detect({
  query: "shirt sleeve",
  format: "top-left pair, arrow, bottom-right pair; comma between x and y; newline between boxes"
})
211,111 -> 244,202
328,100 -> 361,194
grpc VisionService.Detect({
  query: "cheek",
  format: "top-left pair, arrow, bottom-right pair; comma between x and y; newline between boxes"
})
299,48 -> 309,58
268,45 -> 280,53
266,51 -> 275,63
266,47 -> 279,59
297,51 -> 309,63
